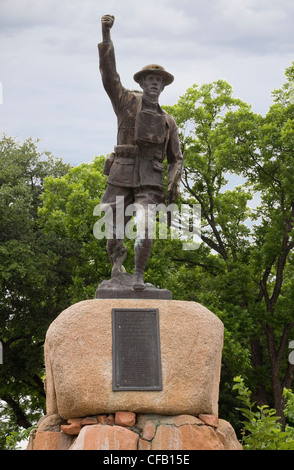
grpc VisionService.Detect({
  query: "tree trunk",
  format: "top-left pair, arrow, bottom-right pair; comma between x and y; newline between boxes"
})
1,395 -> 32,429
263,325 -> 286,426
250,339 -> 268,406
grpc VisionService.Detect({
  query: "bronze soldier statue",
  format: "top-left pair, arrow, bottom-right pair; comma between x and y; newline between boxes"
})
98,14 -> 183,291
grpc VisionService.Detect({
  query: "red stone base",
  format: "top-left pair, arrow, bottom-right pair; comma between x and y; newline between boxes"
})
27,412 -> 242,450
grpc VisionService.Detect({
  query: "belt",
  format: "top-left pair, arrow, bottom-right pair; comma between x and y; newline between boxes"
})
114,144 -> 163,161
114,145 -> 139,157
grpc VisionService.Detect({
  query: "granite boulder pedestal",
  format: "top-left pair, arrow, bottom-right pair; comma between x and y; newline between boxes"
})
27,298 -> 242,450
44,299 -> 223,419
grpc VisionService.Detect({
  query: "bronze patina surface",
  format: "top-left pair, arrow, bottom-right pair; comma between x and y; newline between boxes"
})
96,15 -> 183,296
112,308 -> 162,391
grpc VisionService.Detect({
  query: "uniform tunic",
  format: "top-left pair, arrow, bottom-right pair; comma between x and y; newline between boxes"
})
98,40 -> 183,195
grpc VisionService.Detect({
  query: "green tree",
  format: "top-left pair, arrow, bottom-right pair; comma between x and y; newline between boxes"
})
37,68 -> 294,428
38,155 -> 110,302
38,155 -> 180,300
0,135 -> 71,448
2,63 -> 294,448
233,376 -> 294,450
163,67 -> 294,423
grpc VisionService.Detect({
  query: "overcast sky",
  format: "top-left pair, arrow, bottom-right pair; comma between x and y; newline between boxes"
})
0,0 -> 293,166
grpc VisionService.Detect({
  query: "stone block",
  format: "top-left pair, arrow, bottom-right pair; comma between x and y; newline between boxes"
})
198,413 -> 219,427
44,299 -> 224,420
81,417 -> 98,426
142,420 -> 156,440
32,431 -> 73,450
70,424 -> 139,450
97,414 -> 107,425
115,411 -> 136,427
215,419 -> 243,450
37,414 -> 62,432
151,424 -> 223,450
28,414 -> 242,451
138,438 -> 152,450
61,418 -> 83,435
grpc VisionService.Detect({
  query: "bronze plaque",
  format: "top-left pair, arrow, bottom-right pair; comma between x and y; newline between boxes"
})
112,308 -> 162,391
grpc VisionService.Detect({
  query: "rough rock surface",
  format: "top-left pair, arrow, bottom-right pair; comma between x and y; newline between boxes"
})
27,412 -> 242,450
44,299 -> 224,420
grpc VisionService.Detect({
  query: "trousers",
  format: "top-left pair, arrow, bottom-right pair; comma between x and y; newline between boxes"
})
100,183 -> 165,274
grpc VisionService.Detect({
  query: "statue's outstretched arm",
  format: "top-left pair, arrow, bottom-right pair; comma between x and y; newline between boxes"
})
101,14 -> 115,43
99,15 -> 124,114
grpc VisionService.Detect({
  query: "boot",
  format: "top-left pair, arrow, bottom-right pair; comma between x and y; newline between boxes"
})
132,269 -> 146,291
107,239 -> 127,273
132,238 -> 152,291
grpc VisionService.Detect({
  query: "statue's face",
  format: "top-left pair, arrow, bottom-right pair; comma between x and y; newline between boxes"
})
142,74 -> 164,99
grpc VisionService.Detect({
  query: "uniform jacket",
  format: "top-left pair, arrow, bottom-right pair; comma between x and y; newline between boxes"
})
98,40 -> 183,190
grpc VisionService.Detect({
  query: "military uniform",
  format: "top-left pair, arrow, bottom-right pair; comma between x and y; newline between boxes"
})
98,39 -> 183,281
98,40 -> 183,197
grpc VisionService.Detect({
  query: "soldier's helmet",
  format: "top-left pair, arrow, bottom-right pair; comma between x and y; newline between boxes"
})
133,64 -> 174,86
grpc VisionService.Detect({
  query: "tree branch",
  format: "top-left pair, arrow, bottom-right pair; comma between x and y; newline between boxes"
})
171,257 -> 219,273
277,322 -> 294,363
0,395 -> 32,429
270,241 -> 294,311
182,168 -> 228,260
257,205 -> 294,312
257,266 -> 272,309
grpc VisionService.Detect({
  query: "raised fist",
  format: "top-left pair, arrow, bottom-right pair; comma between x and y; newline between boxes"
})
101,15 -> 115,29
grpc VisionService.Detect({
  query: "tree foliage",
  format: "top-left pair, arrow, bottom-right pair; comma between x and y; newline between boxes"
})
0,135 -> 71,448
233,376 -> 294,450
38,155 -> 110,302
163,66 -> 294,423
1,63 -> 294,449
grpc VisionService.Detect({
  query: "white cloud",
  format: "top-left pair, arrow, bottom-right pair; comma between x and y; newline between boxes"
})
0,0 -> 293,165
